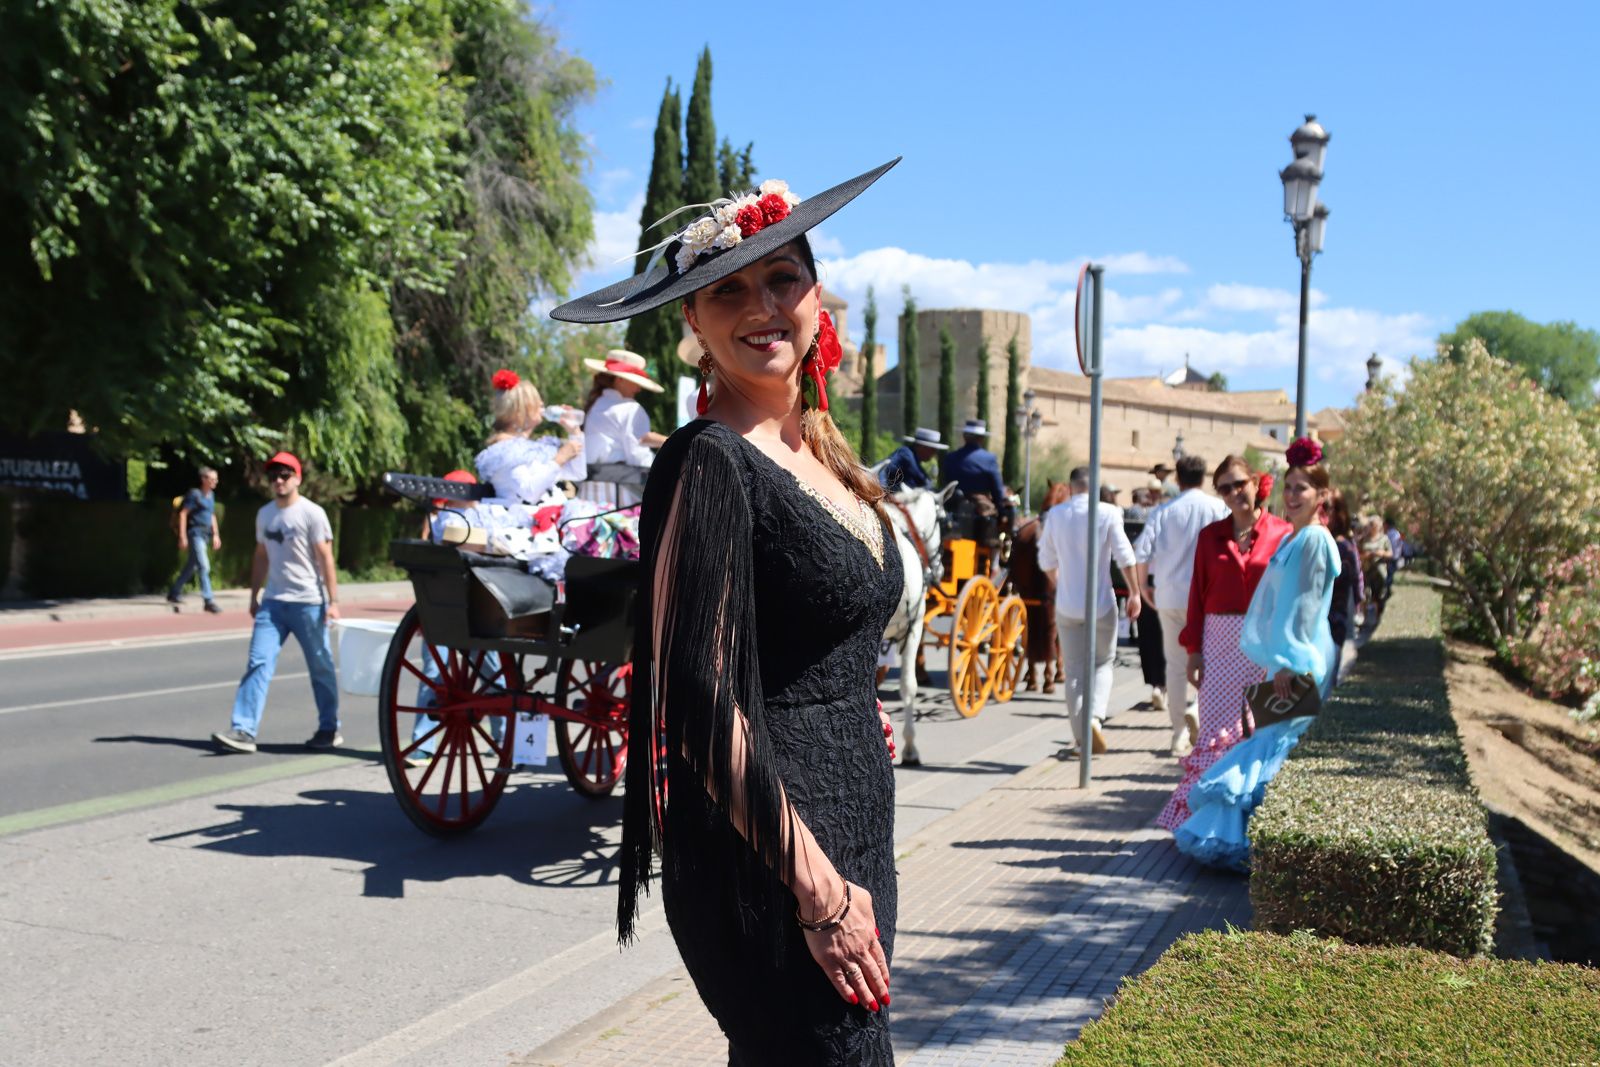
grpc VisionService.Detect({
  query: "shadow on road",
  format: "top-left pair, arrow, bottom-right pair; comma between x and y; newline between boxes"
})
95,734 -> 385,762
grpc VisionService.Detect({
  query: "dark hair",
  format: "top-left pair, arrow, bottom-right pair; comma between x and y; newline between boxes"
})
1326,489 -> 1352,538
1068,466 -> 1090,489
1286,463 -> 1331,492
585,372 -> 615,413
1175,454 -> 1207,489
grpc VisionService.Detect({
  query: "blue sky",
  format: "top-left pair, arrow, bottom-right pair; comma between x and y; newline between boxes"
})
541,1 -> 1597,412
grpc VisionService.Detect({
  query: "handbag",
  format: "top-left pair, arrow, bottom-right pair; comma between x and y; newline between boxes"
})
1241,672 -> 1320,737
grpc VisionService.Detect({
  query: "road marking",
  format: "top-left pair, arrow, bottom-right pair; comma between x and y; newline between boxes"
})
0,750 -> 371,838
324,907 -> 670,1067
0,628 -> 253,661
0,672 -> 309,716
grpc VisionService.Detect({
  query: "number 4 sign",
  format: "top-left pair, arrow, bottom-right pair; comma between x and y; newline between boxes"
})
512,712 -> 550,767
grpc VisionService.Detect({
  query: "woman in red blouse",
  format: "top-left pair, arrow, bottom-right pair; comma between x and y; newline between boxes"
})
1156,455 -> 1292,831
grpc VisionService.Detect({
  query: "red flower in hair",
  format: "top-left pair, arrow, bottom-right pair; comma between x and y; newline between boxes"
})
735,203 -> 765,238
1255,472 -> 1274,504
492,369 -> 520,391
1285,436 -> 1322,468
815,310 -> 842,374
758,193 -> 790,226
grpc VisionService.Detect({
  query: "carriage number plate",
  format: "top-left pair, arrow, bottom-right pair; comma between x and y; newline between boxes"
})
512,712 -> 550,767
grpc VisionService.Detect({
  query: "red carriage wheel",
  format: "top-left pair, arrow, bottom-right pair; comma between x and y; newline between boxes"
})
553,659 -> 631,798
378,605 -> 520,836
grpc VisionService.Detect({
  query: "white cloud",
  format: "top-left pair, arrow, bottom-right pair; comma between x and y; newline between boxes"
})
626,116 -> 652,131
583,192 -> 645,274
807,228 -> 845,257
1096,252 -> 1190,275
595,168 -> 639,207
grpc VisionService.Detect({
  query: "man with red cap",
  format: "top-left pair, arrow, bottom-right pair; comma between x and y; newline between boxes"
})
212,451 -> 342,753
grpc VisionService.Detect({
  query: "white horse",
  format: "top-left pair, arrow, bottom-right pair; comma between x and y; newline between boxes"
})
879,483 -> 953,766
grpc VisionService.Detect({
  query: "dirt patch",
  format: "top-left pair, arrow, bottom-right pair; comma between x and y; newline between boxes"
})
1445,639 -> 1600,872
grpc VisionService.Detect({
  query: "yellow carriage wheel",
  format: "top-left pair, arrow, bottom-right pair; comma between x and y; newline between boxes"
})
949,577 -> 999,718
989,595 -> 1028,703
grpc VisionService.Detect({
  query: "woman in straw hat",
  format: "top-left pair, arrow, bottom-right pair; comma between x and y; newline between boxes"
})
577,349 -> 665,507
552,159 -> 902,1064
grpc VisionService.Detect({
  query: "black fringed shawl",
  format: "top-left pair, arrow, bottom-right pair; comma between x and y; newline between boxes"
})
617,422 -> 798,947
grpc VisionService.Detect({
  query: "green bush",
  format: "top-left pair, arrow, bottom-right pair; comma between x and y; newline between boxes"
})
15,496 -> 172,598
1249,579 -> 1499,957
335,504 -> 413,581
1057,929 -> 1600,1065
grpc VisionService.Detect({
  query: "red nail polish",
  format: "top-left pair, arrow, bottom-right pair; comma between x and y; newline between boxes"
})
874,927 -> 880,937
883,994 -> 891,1007
848,992 -> 858,1005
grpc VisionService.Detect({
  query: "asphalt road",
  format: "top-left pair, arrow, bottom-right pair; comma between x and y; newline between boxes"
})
0,620 -> 1148,1066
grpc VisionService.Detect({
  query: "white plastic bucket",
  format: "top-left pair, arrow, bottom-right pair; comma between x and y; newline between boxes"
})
336,618 -> 401,697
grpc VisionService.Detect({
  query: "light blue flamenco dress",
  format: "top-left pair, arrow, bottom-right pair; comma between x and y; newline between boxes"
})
1175,524 -> 1341,871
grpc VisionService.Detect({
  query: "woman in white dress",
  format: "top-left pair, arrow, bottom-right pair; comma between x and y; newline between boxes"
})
577,349 -> 665,507
471,370 -> 586,565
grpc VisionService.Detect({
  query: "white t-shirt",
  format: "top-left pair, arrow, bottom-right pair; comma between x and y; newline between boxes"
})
1036,494 -> 1137,620
256,498 -> 334,604
1134,488 -> 1229,611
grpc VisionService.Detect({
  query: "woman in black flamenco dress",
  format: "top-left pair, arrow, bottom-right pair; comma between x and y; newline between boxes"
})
550,160 -> 904,1065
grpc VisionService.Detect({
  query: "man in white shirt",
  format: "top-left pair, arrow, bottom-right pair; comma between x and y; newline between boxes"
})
1037,467 -> 1142,756
1134,454 -> 1228,756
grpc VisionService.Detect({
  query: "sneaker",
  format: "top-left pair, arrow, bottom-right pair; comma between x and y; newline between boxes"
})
306,729 -> 344,749
404,751 -> 431,769
203,600 -> 223,614
1151,688 -> 1168,712
212,729 -> 257,754
1170,723 -> 1192,759
1090,720 -> 1109,755
166,591 -> 182,605
1184,708 -> 1200,747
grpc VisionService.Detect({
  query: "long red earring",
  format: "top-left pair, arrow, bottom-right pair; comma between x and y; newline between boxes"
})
696,351 -> 712,415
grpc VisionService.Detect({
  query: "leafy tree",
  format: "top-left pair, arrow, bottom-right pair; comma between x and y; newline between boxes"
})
975,334 -> 991,424
1207,371 -> 1229,392
938,325 -> 957,448
901,287 -> 919,435
859,286 -> 879,462
1338,338 -> 1600,648
718,138 -> 756,194
623,80 -> 685,428
682,47 -> 719,208
0,0 -> 483,478
1439,311 -> 1600,407
1002,334 -> 1023,486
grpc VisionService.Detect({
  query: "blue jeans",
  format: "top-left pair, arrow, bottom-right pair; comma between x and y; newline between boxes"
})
170,532 -> 213,602
410,645 -> 503,757
231,599 -> 340,737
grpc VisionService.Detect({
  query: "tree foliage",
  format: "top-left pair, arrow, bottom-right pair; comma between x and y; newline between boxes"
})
717,138 -> 756,194
937,324 -> 957,449
1439,310 -> 1599,408
1337,339 -> 1600,648
0,0 -> 594,490
623,79 -> 684,427
681,47 -> 718,209
1207,371 -> 1229,392
859,286 -> 878,462
901,287 -> 919,435
1002,334 -> 1022,486
975,334 -> 991,424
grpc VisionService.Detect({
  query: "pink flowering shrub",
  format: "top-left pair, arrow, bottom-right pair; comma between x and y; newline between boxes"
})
1511,547 -> 1600,708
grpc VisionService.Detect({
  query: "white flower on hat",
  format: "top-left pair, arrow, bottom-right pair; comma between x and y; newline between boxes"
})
712,223 -> 742,251
759,179 -> 801,207
713,201 -> 741,228
674,243 -> 700,275
681,217 -> 719,254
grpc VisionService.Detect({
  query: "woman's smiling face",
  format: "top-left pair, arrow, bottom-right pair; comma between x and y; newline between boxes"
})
682,243 -> 821,396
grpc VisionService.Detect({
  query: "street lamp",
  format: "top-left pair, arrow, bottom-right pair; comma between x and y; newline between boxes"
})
1280,113 -> 1330,441
1365,352 -> 1382,391
1172,430 -> 1185,464
1016,388 -> 1041,512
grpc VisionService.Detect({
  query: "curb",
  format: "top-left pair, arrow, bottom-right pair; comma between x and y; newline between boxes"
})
0,580 -> 415,626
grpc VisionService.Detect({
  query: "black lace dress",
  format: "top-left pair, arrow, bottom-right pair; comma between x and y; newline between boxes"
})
618,420 -> 904,1065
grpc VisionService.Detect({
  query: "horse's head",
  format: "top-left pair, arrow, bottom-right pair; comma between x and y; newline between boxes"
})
889,486 -> 945,553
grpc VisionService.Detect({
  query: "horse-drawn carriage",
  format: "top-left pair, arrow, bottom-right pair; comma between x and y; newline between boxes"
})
373,472 -> 639,836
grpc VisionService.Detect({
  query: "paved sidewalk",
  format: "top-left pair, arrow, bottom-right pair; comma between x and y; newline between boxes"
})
0,579 -> 412,626
517,699 -> 1250,1066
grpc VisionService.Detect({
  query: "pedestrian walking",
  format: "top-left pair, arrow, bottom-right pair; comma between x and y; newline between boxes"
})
552,160 -> 902,1064
1325,490 -> 1364,683
211,452 -> 341,754
167,466 -> 223,613
878,427 -> 946,491
577,349 -> 665,508
1036,467 -> 1142,756
1154,457 -> 1290,831
1010,481 -> 1069,693
1134,454 -> 1228,756
1174,437 -> 1340,870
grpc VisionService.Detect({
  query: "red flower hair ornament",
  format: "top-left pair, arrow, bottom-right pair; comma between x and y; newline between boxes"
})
1285,436 -> 1322,468
492,368 -> 521,391
805,311 -> 843,412
1255,472 -> 1275,506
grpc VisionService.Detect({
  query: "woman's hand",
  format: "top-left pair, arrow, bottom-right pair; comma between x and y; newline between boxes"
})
877,700 -> 894,761
1272,668 -> 1298,701
555,437 -> 583,466
1187,653 -> 1205,690
801,880 -> 891,1011
558,412 -> 584,436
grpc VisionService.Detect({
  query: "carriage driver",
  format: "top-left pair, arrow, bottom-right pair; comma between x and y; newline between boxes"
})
940,419 -> 1012,541
879,427 -> 947,491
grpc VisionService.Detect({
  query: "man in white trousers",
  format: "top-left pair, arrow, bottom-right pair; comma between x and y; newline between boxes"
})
1135,454 -> 1227,756
1037,467 -> 1142,756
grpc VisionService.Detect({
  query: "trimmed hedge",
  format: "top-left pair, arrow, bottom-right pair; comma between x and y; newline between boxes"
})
1248,579 -> 1499,956
1057,929 -> 1600,1065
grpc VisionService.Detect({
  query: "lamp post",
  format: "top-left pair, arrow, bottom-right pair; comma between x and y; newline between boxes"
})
1365,352 -> 1382,391
1172,430 -> 1185,464
1280,114 -> 1330,441
1016,387 -> 1041,512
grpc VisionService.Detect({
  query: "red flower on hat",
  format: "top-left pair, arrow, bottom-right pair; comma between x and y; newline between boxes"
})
1285,437 -> 1323,468
492,368 -> 520,391
735,203 -> 766,238
758,193 -> 790,226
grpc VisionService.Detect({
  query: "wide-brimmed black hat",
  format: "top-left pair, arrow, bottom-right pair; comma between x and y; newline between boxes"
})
550,158 -> 900,324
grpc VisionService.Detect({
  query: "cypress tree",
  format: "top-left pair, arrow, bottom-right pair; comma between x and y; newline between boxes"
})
683,48 -> 719,208
975,334 -> 991,425
860,286 -> 878,462
718,138 -> 757,193
1002,333 -> 1022,486
625,81 -> 685,427
938,324 -> 957,448
901,287 -> 919,435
